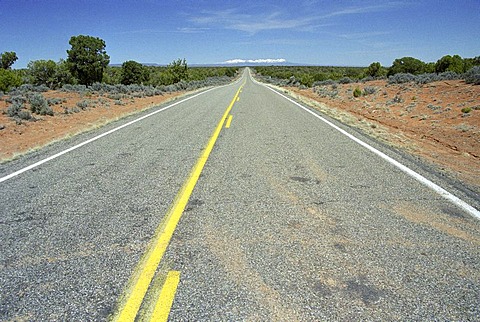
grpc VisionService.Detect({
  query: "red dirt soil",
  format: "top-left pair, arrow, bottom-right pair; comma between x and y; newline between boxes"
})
0,90 -> 187,160
285,79 -> 479,189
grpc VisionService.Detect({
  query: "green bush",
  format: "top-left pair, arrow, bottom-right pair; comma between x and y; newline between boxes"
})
461,107 -> 472,114
353,87 -> 362,97
27,59 -> 75,89
121,60 -> 149,85
0,69 -> 22,92
388,57 -> 426,76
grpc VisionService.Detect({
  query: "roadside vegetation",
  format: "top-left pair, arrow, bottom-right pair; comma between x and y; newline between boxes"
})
0,35 -> 239,124
254,55 -> 480,88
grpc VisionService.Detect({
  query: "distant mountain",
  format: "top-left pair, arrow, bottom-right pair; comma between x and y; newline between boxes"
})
110,59 -> 305,68
214,58 -> 303,67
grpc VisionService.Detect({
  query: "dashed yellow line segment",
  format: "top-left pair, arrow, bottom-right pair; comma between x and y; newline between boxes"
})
149,271 -> 181,322
112,82 -> 245,322
225,115 -> 233,128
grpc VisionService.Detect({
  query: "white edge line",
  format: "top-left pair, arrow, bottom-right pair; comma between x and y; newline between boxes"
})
0,82 -> 239,184
251,75 -> 480,220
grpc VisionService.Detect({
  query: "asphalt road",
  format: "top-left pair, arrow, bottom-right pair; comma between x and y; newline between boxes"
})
1,69 -> 479,321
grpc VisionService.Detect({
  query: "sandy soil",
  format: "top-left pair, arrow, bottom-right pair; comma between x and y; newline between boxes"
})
0,90 -> 190,161
283,79 -> 479,189
1,80 -> 479,190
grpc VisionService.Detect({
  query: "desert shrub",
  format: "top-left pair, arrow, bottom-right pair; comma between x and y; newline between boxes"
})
29,93 -> 53,115
388,73 -> 416,84
6,100 -> 24,117
313,79 -> 336,86
427,104 -> 442,110
61,84 -> 88,92
437,71 -> 460,81
461,107 -> 472,113
9,84 -> 49,95
353,87 -> 362,97
90,82 -> 108,92
361,76 -> 375,83
339,77 -> 353,84
6,95 -> 27,104
388,95 -> 404,104
314,86 -> 338,98
47,98 -> 63,106
18,110 -> 33,120
464,66 -> 480,85
362,86 -> 377,95
107,93 -> 123,100
414,73 -> 436,84
76,100 -> 90,109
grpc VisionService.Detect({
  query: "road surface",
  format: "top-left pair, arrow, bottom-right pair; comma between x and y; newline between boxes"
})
1,69 -> 479,321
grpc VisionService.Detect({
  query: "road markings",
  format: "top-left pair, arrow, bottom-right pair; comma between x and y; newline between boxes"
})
225,115 -> 233,128
259,80 -> 480,220
149,271 -> 180,322
112,83 -> 244,321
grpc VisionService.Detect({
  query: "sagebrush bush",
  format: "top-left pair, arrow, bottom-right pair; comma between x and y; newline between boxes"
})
388,73 -> 417,84
464,66 -> 480,85
363,86 -> 377,95
76,100 -> 90,109
313,80 -> 336,86
6,100 -> 24,117
29,93 -> 53,115
339,77 -> 353,84
314,86 -> 338,98
18,110 -> 32,120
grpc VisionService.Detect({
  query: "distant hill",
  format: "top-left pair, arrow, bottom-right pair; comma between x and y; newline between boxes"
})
110,59 -> 305,68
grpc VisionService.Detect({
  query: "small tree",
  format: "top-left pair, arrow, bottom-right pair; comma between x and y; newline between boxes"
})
0,69 -> 22,92
387,57 -> 426,76
28,60 -> 57,87
0,51 -> 18,70
435,54 -> 465,74
67,35 -> 110,85
121,60 -> 149,85
28,59 -> 75,89
166,58 -> 188,84
366,62 -> 382,77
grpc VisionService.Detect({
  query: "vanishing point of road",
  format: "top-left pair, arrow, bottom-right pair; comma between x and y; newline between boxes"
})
1,69 -> 479,321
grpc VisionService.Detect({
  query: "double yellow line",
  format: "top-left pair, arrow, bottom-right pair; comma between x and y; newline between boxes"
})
112,82 -> 245,321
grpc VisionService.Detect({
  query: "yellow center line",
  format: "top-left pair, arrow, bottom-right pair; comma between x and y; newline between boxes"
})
225,115 -> 233,128
149,271 -> 181,322
112,82 -> 245,322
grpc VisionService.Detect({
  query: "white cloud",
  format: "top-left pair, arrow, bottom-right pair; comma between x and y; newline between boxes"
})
188,2 -> 407,35
223,58 -> 287,64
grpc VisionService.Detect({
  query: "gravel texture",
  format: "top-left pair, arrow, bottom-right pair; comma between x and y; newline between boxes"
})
1,71 -> 479,321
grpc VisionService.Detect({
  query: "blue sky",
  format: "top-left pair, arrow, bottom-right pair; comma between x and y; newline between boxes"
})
1,0 -> 479,68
